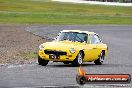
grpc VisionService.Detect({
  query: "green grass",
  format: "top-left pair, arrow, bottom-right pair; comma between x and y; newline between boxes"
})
0,0 -> 132,24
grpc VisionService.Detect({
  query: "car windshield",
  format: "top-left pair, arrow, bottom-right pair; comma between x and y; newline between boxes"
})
56,32 -> 88,43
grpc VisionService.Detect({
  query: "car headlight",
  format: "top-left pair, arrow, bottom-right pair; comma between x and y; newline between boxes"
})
39,44 -> 44,50
70,48 -> 75,54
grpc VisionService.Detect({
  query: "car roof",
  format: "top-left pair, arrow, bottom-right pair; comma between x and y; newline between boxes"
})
61,30 -> 96,34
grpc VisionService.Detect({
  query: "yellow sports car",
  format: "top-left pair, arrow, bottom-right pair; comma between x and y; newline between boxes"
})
38,30 -> 108,66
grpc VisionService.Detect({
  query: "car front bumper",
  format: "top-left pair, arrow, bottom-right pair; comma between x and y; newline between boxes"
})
38,49 -> 78,61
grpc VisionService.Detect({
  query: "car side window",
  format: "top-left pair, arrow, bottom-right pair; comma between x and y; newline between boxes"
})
90,34 -> 101,44
90,34 -> 95,44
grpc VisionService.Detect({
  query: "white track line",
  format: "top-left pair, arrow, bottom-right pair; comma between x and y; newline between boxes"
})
52,0 -> 132,6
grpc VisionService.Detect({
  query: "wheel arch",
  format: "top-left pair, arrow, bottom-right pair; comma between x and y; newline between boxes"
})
102,50 -> 107,56
102,50 -> 105,55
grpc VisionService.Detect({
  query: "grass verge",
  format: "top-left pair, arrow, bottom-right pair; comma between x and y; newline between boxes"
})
0,0 -> 132,24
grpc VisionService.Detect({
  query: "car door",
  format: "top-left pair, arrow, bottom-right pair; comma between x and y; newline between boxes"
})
83,34 -> 102,62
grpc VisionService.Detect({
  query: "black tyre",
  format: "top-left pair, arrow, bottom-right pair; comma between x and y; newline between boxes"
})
72,51 -> 83,66
38,56 -> 49,66
94,51 -> 105,65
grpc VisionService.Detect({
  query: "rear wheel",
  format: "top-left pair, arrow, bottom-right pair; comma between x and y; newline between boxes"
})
72,51 -> 83,66
38,56 -> 49,66
94,52 -> 104,65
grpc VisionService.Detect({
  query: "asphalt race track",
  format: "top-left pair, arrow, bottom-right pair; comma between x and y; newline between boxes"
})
0,25 -> 132,87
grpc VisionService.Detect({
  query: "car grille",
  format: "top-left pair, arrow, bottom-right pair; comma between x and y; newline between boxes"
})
44,50 -> 67,55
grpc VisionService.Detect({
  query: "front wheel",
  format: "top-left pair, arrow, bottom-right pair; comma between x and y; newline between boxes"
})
94,52 -> 105,65
72,51 -> 83,66
38,56 -> 49,66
